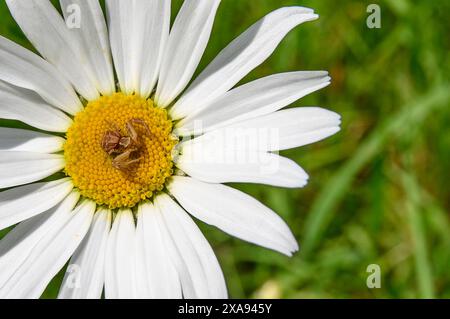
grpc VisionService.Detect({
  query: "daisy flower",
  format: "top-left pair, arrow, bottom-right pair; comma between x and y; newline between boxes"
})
0,0 -> 340,299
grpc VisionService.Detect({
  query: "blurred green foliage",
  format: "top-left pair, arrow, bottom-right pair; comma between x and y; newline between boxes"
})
0,0 -> 449,298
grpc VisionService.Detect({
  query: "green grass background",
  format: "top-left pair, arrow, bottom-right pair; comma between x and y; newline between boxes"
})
0,0 -> 449,298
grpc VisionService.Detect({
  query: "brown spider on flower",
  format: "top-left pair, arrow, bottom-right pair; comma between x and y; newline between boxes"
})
101,118 -> 151,173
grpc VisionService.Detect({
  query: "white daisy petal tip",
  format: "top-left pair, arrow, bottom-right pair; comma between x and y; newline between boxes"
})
287,243 -> 300,257
275,227 -> 299,257
175,149 -> 310,189
297,173 -> 310,188
303,106 -> 343,138
275,222 -> 299,257
167,177 -> 300,257
282,237 -> 299,257
308,106 -> 342,124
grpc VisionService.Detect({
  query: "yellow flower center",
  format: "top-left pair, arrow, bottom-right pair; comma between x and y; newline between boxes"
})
64,93 -> 177,209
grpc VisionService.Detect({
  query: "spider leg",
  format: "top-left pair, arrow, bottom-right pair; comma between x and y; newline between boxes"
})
130,118 -> 151,135
126,122 -> 140,144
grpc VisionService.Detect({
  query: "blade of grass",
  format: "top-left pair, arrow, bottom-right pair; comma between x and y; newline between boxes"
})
401,171 -> 435,298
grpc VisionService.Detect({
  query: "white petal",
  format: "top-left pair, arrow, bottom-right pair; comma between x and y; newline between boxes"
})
219,107 -> 341,151
105,209 -> 137,299
171,7 -> 319,120
0,178 -> 73,231
58,209 -> 111,299
135,203 -> 181,298
0,80 -> 73,133
155,0 -> 221,107
0,127 -> 65,153
6,0 -> 100,101
177,149 -> 308,188
0,36 -> 81,114
168,177 -> 298,256
155,194 -> 227,299
0,193 -> 95,299
0,191 -> 80,294
0,151 -> 65,189
175,72 -> 330,135
106,0 -> 170,98
60,0 -> 115,95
